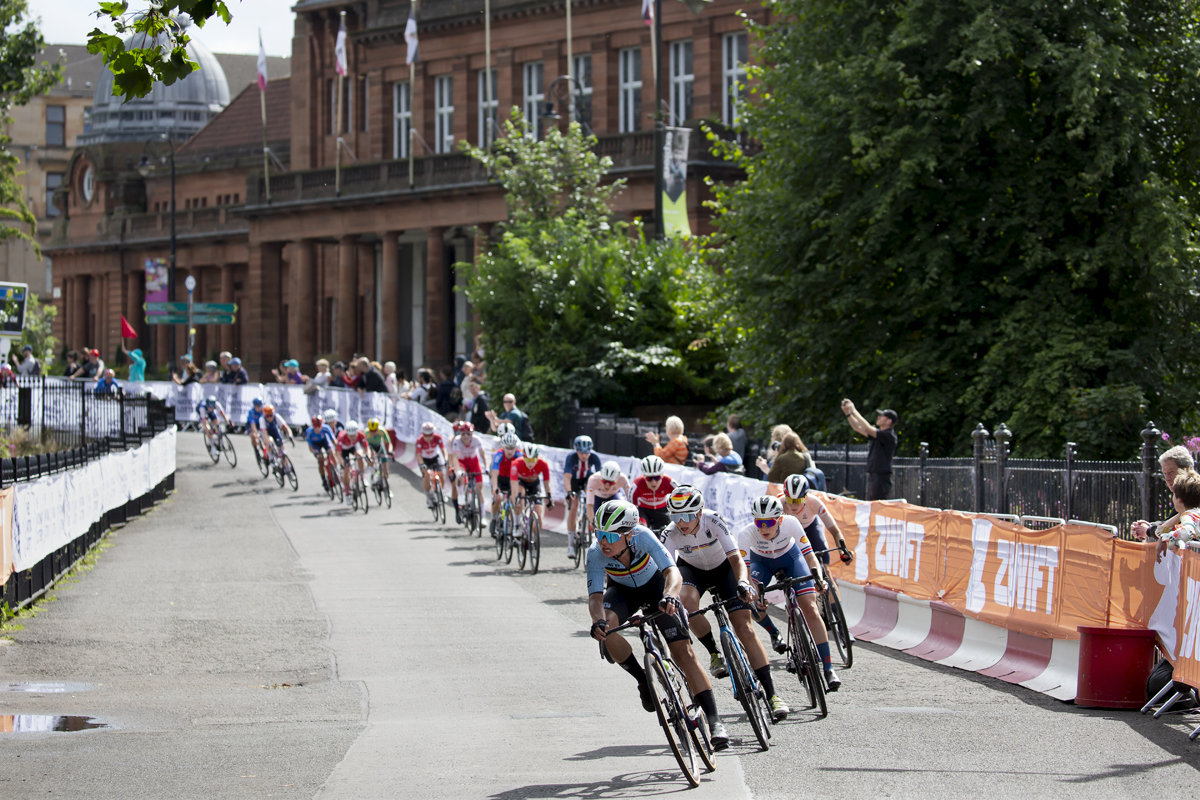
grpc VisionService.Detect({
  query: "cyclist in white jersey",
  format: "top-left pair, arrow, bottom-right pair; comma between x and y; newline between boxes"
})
448,421 -> 486,525
660,485 -> 789,722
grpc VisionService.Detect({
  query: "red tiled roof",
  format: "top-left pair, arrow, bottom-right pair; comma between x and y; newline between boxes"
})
178,77 -> 291,154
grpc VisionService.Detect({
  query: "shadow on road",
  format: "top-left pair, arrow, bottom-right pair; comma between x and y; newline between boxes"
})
487,770 -> 697,799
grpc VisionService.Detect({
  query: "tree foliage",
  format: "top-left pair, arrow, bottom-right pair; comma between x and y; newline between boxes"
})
712,0 -> 1200,458
18,292 -> 57,374
87,1 -> 232,101
0,1 -> 61,253
461,111 -> 731,440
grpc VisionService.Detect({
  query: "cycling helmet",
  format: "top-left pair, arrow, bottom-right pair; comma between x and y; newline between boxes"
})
252,397 -> 263,407
346,420 -> 360,435
452,420 -> 467,434
103,368 -> 115,378
324,408 -> 338,423
595,499 -> 640,533
311,416 -> 323,427
500,432 -> 520,450
639,455 -> 665,478
573,435 -> 594,452
421,422 -> 435,435
459,421 -> 475,434
205,394 -> 217,406
367,418 -> 381,432
599,461 -> 621,481
496,421 -> 516,437
522,442 -> 540,460
262,404 -> 275,417
666,485 -> 704,515
751,495 -> 784,519
782,474 -> 810,500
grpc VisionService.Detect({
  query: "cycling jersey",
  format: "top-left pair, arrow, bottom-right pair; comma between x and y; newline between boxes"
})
585,471 -> 629,507
305,426 -> 335,450
415,433 -> 445,460
490,449 -> 520,480
261,417 -> 285,444
337,430 -> 368,452
365,429 -> 390,450
737,515 -> 813,561
196,401 -> 226,422
450,436 -> 485,469
246,408 -> 264,429
563,452 -> 602,482
585,526 -> 676,595
510,458 -> 551,485
631,474 -> 676,510
661,511 -> 738,571
790,494 -> 829,527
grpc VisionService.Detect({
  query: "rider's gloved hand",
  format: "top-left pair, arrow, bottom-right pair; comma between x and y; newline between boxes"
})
659,595 -> 680,615
840,544 -> 854,564
736,581 -> 755,602
590,619 -> 609,641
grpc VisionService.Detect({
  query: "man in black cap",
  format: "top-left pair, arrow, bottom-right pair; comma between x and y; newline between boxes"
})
841,399 -> 898,501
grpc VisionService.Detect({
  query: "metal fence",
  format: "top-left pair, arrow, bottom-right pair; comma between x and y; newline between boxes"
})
0,376 -> 173,451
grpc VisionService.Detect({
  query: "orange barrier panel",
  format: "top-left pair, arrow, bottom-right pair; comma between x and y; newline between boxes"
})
1171,551 -> 1200,686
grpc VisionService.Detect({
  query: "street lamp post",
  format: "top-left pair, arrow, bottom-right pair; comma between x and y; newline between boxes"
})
540,74 -> 592,136
653,0 -> 664,240
139,133 -> 177,366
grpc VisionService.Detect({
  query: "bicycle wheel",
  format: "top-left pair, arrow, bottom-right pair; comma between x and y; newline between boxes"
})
274,452 -> 286,486
472,490 -> 483,537
529,514 -> 541,575
207,433 -> 220,463
516,514 -> 528,570
688,698 -> 718,773
802,615 -> 829,718
436,479 -> 446,523
381,469 -> 392,509
790,605 -> 827,717
256,445 -> 270,477
358,472 -> 369,514
645,654 -> 700,788
722,629 -> 770,751
282,455 -> 298,491
824,576 -> 853,669
220,434 -> 237,467
572,528 -> 584,569
371,469 -> 383,506
503,507 -> 515,564
495,508 -> 507,559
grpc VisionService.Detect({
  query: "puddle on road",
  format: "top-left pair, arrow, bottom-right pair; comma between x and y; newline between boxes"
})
0,715 -> 107,732
3,682 -> 93,693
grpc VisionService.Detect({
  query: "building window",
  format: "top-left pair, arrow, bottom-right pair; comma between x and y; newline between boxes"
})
523,61 -> 544,139
393,81 -> 411,158
157,110 -> 174,118
619,48 -> 642,133
478,68 -> 497,146
45,172 -> 63,218
330,78 -> 352,134
722,32 -> 748,126
83,106 -> 92,133
360,74 -> 369,132
434,75 -> 454,154
46,105 -> 65,146
669,40 -> 694,127
572,54 -> 592,124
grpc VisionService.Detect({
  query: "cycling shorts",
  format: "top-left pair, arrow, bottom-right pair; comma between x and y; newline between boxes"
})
456,458 -> 484,484
601,570 -> 690,645
516,479 -> 542,504
592,494 -> 619,515
804,518 -> 829,565
495,476 -> 511,495
678,559 -> 751,614
748,545 -> 817,598
339,447 -> 358,463
569,476 -> 589,494
309,438 -> 331,453
422,455 -> 443,470
369,443 -> 389,462
638,506 -> 670,533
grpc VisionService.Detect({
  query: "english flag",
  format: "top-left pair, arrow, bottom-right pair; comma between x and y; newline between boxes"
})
120,316 -> 137,339
405,8 -> 419,64
335,16 -> 348,76
642,0 -> 653,26
256,31 -> 268,90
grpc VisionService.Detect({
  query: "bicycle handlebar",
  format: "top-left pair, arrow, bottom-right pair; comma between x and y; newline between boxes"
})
604,607 -> 669,635
759,574 -> 817,595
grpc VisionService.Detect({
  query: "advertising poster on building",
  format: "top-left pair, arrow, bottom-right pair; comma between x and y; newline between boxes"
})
662,127 -> 692,237
144,258 -> 169,321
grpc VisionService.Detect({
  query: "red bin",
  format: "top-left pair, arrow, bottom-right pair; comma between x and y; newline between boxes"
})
1075,626 -> 1158,709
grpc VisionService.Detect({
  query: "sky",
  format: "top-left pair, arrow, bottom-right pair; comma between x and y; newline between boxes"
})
30,0 -> 298,57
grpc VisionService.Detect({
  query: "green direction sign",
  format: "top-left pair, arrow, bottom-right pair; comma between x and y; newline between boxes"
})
145,314 -> 236,325
145,302 -> 237,314
145,314 -> 188,325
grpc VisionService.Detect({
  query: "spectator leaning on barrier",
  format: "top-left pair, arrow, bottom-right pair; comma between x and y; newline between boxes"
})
842,399 -> 898,501
199,360 -> 221,383
63,350 -> 80,377
645,415 -> 690,465
11,344 -> 38,376
228,357 -> 250,385
1133,445 -> 1198,541
1155,471 -> 1200,561
357,357 -> 388,393
767,434 -> 812,484
95,369 -> 120,395
172,355 -> 199,385
219,351 -> 235,383
726,415 -> 747,461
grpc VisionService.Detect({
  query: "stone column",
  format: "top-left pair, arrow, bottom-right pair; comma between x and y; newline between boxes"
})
75,274 -> 89,348
380,232 -> 401,365
246,242 -> 284,379
424,227 -> 447,370
125,269 -> 142,344
336,235 -> 357,361
290,239 -> 317,369
220,264 -> 235,355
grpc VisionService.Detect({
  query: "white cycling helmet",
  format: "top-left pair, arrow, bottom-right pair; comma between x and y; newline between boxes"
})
595,499 -> 640,533
345,420 -> 359,435
500,432 -> 520,450
751,495 -> 784,519
521,442 -> 540,460
666,484 -> 704,516
496,421 -> 516,437
421,421 -> 435,435
639,455 -> 665,478
782,474 -> 810,500
324,408 -> 338,423
599,461 -> 622,481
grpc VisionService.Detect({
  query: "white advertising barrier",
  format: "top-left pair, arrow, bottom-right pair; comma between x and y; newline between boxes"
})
12,428 -> 176,571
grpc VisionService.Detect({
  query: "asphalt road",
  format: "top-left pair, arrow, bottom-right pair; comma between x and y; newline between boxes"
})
1,433 -> 1199,799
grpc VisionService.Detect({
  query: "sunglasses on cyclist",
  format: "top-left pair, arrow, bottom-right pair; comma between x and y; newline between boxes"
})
754,517 -> 780,528
669,512 -> 699,523
523,456 -> 537,464
595,530 -> 623,544
783,496 -> 806,506
645,476 -> 662,482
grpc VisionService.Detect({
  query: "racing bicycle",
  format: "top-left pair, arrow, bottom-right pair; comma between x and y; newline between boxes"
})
760,573 -> 828,718
420,464 -> 447,523
696,594 -> 772,751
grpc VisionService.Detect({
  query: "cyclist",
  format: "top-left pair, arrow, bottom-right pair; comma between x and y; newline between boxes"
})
259,404 -> 293,460
245,397 -> 266,453
511,441 -> 554,545
781,474 -> 853,566
365,418 -> 393,495
416,422 -> 448,511
489,432 -> 522,536
304,415 -> 337,490
196,395 -> 232,457
586,499 -> 730,750
631,455 -> 675,533
336,420 -> 369,507
563,435 -> 602,544
448,421 -> 486,525
739,495 -> 841,692
586,461 -> 630,524
324,408 -> 345,436
662,485 -> 790,722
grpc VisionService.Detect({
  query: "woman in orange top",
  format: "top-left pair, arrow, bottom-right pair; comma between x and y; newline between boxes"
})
644,415 -> 690,465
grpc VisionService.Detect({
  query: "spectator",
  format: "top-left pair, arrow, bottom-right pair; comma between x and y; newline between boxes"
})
356,357 -> 388,393
219,351 -> 236,384
273,358 -> 307,384
73,348 -> 104,380
121,342 -> 146,382
63,349 -> 80,378
843,399 -> 898,501
696,432 -> 744,474
1133,446 -> 1197,541
436,365 -> 459,417
172,356 -> 200,385
645,415 -> 690,465
726,414 -> 747,460
227,357 -> 250,385
405,368 -> 438,409
766,434 -> 812,483
460,360 -> 477,388
0,363 -> 14,386
199,360 -> 221,383
1155,471 -> 1200,561
471,348 -> 486,383
343,361 -> 361,390
453,354 -> 467,386
11,344 -> 38,376
384,362 -> 406,395
329,361 -> 348,387
486,393 -> 532,440
308,358 -> 331,387
95,368 -> 121,395
467,382 -> 491,432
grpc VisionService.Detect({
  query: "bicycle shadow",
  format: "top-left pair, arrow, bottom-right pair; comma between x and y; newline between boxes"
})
487,768 -> 700,799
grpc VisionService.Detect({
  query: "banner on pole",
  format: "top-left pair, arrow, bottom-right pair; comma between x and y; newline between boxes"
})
662,127 -> 691,237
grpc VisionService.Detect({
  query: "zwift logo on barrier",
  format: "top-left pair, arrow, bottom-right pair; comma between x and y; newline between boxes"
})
966,519 -> 1058,615
1179,577 -> 1200,661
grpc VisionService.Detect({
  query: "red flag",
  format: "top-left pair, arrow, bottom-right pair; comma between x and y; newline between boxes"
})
120,316 -> 137,339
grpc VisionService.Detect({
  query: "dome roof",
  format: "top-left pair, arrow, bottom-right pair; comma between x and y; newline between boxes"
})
78,32 -> 230,145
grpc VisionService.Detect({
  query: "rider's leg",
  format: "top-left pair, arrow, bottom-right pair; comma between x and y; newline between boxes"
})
682,585 -> 719,657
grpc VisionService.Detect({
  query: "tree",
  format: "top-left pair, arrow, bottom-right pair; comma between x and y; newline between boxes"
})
87,1 -> 232,101
0,1 -> 60,253
711,0 -> 1200,458
17,293 -> 57,374
460,111 -> 730,441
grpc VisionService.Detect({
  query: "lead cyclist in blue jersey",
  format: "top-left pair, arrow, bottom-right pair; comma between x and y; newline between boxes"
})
245,397 -> 265,452
586,499 -> 730,750
197,395 -> 232,456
